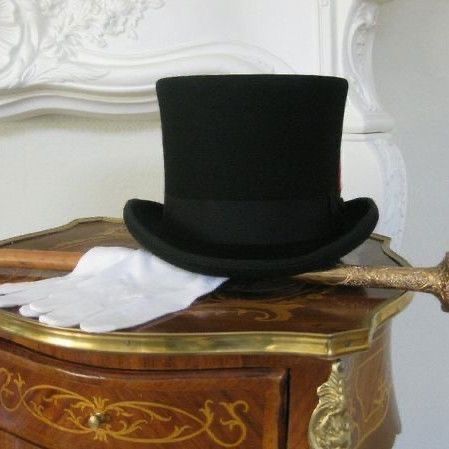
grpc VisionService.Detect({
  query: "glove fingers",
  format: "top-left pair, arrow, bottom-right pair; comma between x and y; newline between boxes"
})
0,274 -> 91,307
0,275 -> 73,295
28,291 -> 80,313
33,287 -> 136,326
28,288 -> 93,314
0,289 -> 52,307
39,301 -> 105,328
0,282 -> 37,295
80,298 -> 173,333
29,283 -> 133,314
81,276 -> 227,333
15,280 -> 86,312
19,304 -> 41,317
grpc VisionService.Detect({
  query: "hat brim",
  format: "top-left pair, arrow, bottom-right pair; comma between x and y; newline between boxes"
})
123,197 -> 379,278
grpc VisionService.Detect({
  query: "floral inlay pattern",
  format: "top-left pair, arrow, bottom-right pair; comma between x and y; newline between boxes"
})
0,367 -> 249,447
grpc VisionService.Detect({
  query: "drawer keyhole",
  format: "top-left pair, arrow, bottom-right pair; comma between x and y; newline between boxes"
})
88,412 -> 109,429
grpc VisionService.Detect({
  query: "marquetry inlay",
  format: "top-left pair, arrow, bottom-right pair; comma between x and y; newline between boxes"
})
0,367 -> 249,447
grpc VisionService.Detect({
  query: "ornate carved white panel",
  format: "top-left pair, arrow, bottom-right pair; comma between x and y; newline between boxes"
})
341,0 -> 395,133
342,133 -> 407,249
0,0 -> 297,120
1,0 -> 391,129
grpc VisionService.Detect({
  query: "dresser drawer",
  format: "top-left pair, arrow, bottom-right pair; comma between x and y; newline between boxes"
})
0,429 -> 44,449
0,344 -> 287,449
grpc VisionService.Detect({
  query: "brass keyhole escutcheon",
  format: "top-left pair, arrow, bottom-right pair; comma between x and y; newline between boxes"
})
88,412 -> 109,429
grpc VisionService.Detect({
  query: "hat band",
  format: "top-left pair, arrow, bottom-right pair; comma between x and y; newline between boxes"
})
163,193 -> 343,246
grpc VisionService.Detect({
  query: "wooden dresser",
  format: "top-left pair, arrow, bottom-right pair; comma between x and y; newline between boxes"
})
0,218 -> 412,449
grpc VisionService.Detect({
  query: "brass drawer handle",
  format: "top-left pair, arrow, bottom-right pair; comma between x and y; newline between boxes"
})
88,412 -> 109,429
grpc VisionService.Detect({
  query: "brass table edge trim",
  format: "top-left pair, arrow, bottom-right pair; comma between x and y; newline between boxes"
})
0,292 -> 411,358
0,220 -> 413,357
0,216 -> 123,247
371,232 -> 411,268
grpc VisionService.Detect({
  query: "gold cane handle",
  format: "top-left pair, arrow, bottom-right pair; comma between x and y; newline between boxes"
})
294,253 -> 449,311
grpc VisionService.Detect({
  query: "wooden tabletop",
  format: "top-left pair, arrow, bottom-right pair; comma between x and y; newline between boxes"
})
0,217 -> 412,358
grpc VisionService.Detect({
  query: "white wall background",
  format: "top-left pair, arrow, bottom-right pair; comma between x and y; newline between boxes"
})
0,116 -> 162,237
0,1 -> 447,447
374,0 -> 449,447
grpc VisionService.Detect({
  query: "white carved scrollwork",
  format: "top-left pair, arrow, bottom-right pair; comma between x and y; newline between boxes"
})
371,136 -> 407,249
0,0 -> 294,120
344,0 -> 382,113
342,0 -> 394,133
0,0 -> 165,88
343,134 -> 407,249
318,0 -> 331,7
0,0 -> 21,70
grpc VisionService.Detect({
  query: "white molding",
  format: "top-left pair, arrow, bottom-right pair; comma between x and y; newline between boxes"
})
0,1 -> 294,121
1,0 -> 397,131
0,0 -> 167,89
317,0 -> 337,76
371,136 -> 407,250
341,0 -> 394,133
343,133 -> 407,249
0,41 -> 294,120
316,0 -> 394,133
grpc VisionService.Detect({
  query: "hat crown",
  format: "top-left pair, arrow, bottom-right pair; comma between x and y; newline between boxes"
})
124,75 -> 378,277
156,75 -> 348,201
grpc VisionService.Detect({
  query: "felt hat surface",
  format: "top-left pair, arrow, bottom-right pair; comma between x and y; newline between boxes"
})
124,75 -> 379,278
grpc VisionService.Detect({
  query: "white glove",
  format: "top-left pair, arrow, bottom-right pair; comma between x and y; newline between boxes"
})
0,247 -> 227,333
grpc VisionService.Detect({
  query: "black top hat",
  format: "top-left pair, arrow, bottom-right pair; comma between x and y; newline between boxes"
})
124,75 -> 378,278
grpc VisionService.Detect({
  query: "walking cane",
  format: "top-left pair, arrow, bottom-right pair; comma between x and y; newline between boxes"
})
0,249 -> 448,311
